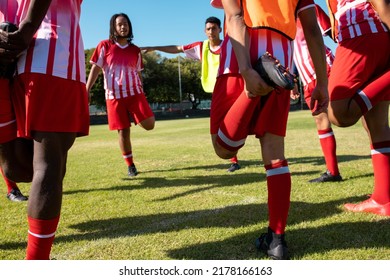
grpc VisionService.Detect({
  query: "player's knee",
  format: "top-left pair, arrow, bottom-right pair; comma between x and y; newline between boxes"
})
212,141 -> 237,159
3,165 -> 32,183
328,112 -> 359,127
140,117 -> 155,130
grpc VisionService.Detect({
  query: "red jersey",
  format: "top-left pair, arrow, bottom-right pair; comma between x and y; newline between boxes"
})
0,0 -> 85,83
90,40 -> 144,100
293,4 -> 334,86
328,0 -> 388,42
217,0 -> 315,77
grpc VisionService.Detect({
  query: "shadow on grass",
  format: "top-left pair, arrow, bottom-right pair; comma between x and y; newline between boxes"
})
167,219 -> 390,260
63,169 -> 265,197
2,196 -> 389,259
127,160 -> 262,174
63,153 -> 371,198
288,154 -> 369,166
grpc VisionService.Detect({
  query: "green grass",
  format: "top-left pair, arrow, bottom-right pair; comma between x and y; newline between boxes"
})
1,110 -> 389,260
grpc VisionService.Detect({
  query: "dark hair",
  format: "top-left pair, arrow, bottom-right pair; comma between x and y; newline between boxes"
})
109,13 -> 133,43
205,16 -> 221,28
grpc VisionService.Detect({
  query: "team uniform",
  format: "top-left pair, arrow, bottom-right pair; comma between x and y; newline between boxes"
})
90,40 -> 154,130
327,0 -> 390,215
328,0 -> 390,104
210,0 -> 314,146
1,0 -> 89,260
8,0 -> 89,139
210,0 -> 322,260
293,4 -> 334,109
182,40 -> 222,93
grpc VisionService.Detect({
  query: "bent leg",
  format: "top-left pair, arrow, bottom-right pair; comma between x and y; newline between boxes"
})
0,138 -> 33,182
138,116 -> 155,131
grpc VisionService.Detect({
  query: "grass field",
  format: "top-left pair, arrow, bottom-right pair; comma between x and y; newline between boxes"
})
1,110 -> 389,260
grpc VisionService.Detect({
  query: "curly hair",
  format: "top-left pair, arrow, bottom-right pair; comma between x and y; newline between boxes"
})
109,13 -> 133,43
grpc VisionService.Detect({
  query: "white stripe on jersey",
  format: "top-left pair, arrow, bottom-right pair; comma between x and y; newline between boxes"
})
16,0 -> 85,83
219,29 -> 293,76
334,0 -> 388,42
92,41 -> 144,100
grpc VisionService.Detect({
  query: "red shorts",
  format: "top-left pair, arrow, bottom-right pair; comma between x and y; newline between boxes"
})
210,74 -> 290,138
106,93 -> 154,130
303,64 -> 332,113
303,80 -> 317,113
0,79 -> 17,143
329,32 -> 390,101
13,73 -> 90,138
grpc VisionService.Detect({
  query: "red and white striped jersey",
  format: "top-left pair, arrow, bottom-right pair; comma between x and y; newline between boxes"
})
217,0 -> 315,76
0,0 -> 85,83
328,0 -> 388,42
182,41 -> 222,61
183,41 -> 203,61
90,40 -> 144,100
293,4 -> 334,86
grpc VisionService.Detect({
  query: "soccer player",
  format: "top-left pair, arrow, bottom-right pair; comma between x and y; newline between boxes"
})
210,0 -> 328,259
325,0 -> 390,216
141,16 -> 242,173
291,4 -> 342,183
0,0 -> 90,259
87,13 -> 155,177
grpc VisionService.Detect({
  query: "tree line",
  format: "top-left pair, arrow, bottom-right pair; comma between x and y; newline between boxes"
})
85,49 -> 211,110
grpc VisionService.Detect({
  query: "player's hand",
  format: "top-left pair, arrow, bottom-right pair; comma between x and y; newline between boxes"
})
290,84 -> 300,100
0,25 -> 37,61
241,68 -> 274,98
140,47 -> 152,54
310,83 -> 329,116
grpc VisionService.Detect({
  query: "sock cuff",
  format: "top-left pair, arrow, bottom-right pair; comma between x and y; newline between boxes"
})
28,216 -> 60,236
122,151 -> 133,158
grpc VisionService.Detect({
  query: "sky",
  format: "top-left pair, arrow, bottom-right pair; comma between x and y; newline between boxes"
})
80,0 -> 336,58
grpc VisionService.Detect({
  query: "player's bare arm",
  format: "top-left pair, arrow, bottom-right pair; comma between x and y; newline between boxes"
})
140,45 -> 183,54
221,0 -> 272,97
86,64 -> 102,103
298,7 -> 329,116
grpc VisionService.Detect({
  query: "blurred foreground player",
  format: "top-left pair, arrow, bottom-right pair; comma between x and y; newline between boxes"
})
0,0 -> 89,259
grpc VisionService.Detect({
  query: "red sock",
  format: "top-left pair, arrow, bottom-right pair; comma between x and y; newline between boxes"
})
217,93 -> 260,151
0,167 -> 18,193
26,216 -> 60,260
352,71 -> 390,114
318,128 -> 339,176
123,151 -> 134,166
265,160 -> 291,234
230,155 -> 238,164
370,141 -> 390,204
